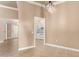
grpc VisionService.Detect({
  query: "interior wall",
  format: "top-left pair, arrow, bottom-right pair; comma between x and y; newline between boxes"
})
44,1 -> 79,49
17,1 -> 42,49
0,7 -> 18,19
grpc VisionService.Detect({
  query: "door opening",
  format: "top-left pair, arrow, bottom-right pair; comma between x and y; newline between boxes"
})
6,19 -> 19,40
34,17 -> 45,46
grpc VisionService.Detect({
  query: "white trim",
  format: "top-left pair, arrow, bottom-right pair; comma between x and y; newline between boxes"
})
0,40 -> 4,43
44,18 -> 45,45
18,46 -> 35,51
7,37 -> 18,39
34,17 -> 36,47
6,23 -> 7,40
0,4 -> 18,11
46,43 -> 79,52
26,1 -> 45,8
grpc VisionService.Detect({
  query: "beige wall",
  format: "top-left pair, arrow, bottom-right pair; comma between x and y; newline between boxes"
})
45,2 -> 79,49
17,1 -> 42,48
0,7 -> 18,19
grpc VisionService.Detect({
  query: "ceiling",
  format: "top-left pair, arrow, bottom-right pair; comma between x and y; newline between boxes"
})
0,1 -> 17,8
36,1 -> 49,5
0,1 -> 58,8
35,1 -> 56,5
0,1 -> 48,8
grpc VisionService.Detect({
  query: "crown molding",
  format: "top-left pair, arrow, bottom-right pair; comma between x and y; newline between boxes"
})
0,4 -> 18,11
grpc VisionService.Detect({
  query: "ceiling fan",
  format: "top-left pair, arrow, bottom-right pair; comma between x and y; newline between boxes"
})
46,1 -> 65,14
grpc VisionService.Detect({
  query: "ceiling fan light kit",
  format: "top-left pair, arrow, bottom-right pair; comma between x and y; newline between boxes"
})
46,1 -> 56,14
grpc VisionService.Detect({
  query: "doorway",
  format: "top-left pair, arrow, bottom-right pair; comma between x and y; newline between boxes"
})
6,20 -> 19,40
34,17 -> 45,47
0,19 -> 19,56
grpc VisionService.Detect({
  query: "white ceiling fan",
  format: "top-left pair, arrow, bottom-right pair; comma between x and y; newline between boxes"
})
46,1 -> 65,14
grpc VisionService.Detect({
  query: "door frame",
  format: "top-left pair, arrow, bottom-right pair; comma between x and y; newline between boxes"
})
34,16 -> 45,47
6,19 -> 19,40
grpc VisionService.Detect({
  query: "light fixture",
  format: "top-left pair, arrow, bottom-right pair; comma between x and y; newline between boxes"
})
46,1 -> 56,14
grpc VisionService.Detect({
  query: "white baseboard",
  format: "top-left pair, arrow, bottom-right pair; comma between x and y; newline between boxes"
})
45,43 -> 79,52
7,37 -> 18,39
18,46 -> 35,51
0,40 -> 4,43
